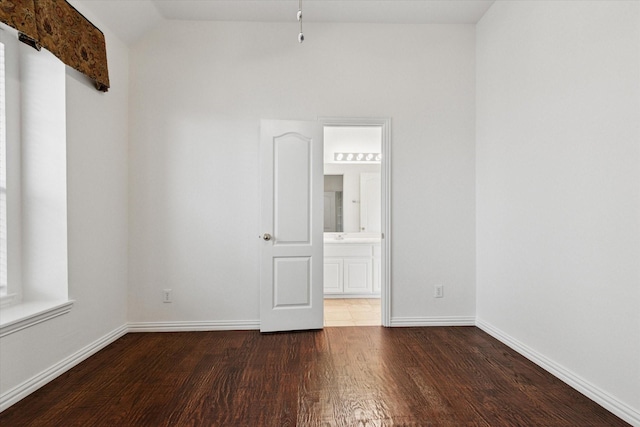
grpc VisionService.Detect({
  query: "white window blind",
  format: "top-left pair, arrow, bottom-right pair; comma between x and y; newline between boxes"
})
0,31 -> 74,334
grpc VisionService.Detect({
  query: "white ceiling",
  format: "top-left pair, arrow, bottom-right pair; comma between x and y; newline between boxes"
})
72,0 -> 164,44
153,1 -> 495,23
76,0 -> 495,45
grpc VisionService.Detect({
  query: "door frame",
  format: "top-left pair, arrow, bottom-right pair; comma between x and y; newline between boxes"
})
319,117 -> 391,327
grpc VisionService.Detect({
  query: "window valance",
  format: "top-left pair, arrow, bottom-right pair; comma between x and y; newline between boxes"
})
0,0 -> 110,91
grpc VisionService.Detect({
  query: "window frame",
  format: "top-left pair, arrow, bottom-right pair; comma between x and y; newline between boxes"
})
1,37 -> 7,298
0,27 -> 21,307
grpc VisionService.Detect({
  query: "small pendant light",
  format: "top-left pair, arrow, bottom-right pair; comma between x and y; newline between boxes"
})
297,0 -> 304,43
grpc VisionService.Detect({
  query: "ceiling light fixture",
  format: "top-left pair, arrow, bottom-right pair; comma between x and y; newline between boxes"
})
334,153 -> 382,163
297,0 -> 304,43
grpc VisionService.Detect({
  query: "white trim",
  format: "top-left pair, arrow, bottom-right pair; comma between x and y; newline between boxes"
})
127,320 -> 260,333
0,293 -> 18,308
0,323 -> 127,412
319,117 -> 392,327
0,300 -> 74,338
476,318 -> 640,426
391,316 -> 475,327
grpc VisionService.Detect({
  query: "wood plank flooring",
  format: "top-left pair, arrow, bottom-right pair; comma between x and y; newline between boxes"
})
0,327 -> 628,426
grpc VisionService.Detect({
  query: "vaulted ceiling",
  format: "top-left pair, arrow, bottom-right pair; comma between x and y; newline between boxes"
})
75,0 -> 495,44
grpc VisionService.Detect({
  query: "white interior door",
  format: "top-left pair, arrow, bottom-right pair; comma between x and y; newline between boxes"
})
360,172 -> 381,233
260,120 -> 323,332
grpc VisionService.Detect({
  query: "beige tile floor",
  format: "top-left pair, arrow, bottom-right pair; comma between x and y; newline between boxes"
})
324,298 -> 381,327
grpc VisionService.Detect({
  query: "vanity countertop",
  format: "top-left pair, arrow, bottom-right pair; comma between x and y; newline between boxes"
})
324,233 -> 381,244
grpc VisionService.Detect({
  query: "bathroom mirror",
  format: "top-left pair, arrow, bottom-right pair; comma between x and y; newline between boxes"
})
324,175 -> 343,232
324,164 -> 380,233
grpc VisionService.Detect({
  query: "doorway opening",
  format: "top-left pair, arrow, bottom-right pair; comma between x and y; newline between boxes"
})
320,118 -> 391,327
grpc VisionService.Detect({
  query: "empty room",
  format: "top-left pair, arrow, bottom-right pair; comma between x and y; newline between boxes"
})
0,0 -> 638,425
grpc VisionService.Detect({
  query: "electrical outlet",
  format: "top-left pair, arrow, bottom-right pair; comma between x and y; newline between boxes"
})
163,289 -> 172,303
434,284 -> 444,298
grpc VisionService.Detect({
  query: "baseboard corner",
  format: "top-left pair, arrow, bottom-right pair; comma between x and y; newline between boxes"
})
0,323 -> 128,412
475,318 -> 640,426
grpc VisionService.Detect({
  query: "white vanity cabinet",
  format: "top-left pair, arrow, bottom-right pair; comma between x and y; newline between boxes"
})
343,258 -> 372,293
323,258 -> 344,293
324,241 -> 381,297
373,244 -> 381,294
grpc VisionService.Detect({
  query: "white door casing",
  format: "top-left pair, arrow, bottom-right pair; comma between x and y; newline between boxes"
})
260,120 -> 323,332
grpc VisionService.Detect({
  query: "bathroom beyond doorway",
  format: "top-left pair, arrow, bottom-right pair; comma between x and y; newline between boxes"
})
323,125 -> 382,327
321,117 -> 391,327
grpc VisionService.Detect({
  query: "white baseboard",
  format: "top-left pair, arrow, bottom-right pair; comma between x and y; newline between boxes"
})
0,324 -> 128,412
391,316 -> 475,327
476,318 -> 640,426
0,320 -> 258,413
127,319 -> 260,332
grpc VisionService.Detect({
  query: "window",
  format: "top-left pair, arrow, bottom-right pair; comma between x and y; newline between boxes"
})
0,38 -> 7,299
0,25 -> 22,309
0,27 -> 19,307
0,26 -> 72,336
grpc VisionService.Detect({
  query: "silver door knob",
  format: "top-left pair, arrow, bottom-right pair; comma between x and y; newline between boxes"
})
262,233 -> 272,241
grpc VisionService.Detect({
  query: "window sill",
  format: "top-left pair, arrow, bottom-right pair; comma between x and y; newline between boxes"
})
0,300 -> 74,338
0,293 -> 19,308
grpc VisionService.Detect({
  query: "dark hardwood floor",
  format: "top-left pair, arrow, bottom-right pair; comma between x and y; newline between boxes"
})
0,327 -> 628,426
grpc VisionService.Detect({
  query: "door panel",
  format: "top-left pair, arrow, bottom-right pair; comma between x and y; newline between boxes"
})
274,135 -> 311,243
260,120 -> 323,332
273,257 -> 311,307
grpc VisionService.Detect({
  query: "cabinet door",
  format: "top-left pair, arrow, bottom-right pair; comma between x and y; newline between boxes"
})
344,258 -> 372,293
373,259 -> 381,293
373,244 -> 381,293
323,258 -> 343,294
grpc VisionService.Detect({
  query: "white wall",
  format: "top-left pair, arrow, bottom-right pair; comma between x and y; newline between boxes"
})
476,1 -> 640,421
128,22 -> 476,324
0,2 -> 130,403
323,126 -> 381,163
